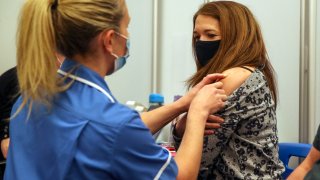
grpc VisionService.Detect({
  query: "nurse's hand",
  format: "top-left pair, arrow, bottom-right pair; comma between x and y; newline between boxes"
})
140,73 -> 226,134
177,73 -> 226,112
187,81 -> 227,126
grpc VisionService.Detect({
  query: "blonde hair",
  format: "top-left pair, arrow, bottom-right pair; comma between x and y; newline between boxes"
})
188,1 -> 278,106
16,0 -> 124,114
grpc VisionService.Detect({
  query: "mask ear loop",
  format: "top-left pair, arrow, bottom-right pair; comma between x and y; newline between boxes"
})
102,30 -> 120,60
115,32 -> 130,58
110,31 -> 129,60
56,55 -> 63,67
115,32 -> 129,40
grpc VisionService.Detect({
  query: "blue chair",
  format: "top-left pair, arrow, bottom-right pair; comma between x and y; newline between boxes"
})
278,142 -> 312,179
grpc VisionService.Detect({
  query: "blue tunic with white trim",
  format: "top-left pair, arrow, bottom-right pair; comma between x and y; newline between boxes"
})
5,59 -> 177,180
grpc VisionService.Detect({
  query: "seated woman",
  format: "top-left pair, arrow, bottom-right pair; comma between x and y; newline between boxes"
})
172,1 -> 285,179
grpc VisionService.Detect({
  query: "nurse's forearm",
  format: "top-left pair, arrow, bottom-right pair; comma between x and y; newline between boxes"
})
140,100 -> 185,134
174,109 -> 206,180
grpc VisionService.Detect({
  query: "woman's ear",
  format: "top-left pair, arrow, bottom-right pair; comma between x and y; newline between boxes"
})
102,30 -> 116,53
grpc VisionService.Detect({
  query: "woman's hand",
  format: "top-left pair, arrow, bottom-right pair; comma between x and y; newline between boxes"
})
204,115 -> 224,135
174,113 -> 187,138
174,114 -> 224,138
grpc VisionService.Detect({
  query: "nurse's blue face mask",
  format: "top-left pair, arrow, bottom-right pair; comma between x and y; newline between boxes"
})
195,40 -> 220,67
111,32 -> 130,73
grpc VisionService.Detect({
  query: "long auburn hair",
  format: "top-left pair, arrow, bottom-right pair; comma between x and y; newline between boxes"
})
187,1 -> 278,106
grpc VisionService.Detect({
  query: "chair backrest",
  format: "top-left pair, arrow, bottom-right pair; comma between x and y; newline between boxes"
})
279,142 -> 312,179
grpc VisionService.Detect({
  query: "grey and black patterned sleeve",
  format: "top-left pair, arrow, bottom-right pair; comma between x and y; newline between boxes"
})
199,71 -> 283,179
200,85 -> 254,172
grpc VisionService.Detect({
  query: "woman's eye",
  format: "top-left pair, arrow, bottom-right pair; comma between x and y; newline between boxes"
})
207,34 -> 217,38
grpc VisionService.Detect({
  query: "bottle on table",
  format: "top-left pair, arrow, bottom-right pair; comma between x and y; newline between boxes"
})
147,93 -> 164,111
147,93 -> 164,140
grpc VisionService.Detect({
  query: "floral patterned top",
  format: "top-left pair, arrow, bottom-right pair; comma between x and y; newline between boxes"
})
173,69 -> 285,180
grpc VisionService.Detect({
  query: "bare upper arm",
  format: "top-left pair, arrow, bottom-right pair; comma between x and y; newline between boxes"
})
220,67 -> 254,96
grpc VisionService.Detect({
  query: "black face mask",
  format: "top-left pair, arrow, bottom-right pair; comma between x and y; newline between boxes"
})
195,40 -> 221,67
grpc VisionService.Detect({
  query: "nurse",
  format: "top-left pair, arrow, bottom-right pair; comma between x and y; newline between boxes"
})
5,0 -> 227,179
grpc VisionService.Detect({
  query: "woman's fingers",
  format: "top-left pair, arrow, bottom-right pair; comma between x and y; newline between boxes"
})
204,115 -> 224,135
205,122 -> 221,129
208,115 -> 224,123
204,130 -> 215,135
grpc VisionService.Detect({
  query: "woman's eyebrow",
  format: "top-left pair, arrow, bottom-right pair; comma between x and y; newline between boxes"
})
203,29 -> 218,33
193,28 -> 218,34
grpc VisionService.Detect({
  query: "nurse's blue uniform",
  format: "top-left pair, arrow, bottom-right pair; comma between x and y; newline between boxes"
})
5,59 -> 178,180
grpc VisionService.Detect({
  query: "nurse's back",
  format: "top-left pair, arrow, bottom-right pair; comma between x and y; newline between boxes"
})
6,77 -> 162,179
6,82 -> 118,179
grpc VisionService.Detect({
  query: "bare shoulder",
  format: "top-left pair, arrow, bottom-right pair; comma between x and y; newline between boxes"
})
220,66 -> 255,96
